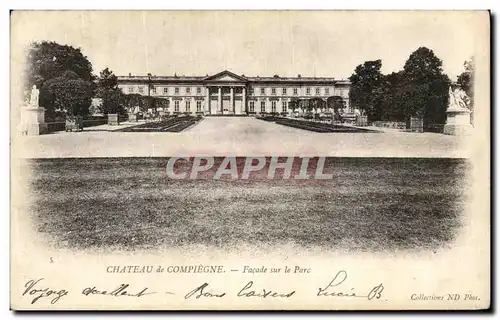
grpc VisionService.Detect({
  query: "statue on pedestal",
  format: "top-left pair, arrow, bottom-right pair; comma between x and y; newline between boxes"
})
29,85 -> 40,107
19,85 -> 47,135
444,85 -> 472,135
448,86 -> 470,110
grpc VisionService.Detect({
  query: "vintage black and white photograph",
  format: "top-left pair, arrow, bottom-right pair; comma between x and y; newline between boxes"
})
10,10 -> 490,310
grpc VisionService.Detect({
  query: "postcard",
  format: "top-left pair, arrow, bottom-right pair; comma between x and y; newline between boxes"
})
10,10 -> 490,310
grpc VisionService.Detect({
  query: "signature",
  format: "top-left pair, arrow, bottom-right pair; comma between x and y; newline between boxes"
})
317,270 -> 384,300
22,278 -> 68,304
81,284 -> 156,297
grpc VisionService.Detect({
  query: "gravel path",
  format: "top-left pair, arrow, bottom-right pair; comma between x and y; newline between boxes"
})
15,116 -> 471,158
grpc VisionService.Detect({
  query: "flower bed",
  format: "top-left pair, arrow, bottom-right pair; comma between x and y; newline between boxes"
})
259,116 -> 378,133
117,116 -> 201,132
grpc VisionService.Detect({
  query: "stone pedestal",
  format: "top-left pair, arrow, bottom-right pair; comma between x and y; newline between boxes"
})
409,117 -> 423,133
128,113 -> 138,122
108,114 -> 120,125
65,116 -> 83,132
356,115 -> 368,126
19,106 -> 47,136
443,107 -> 472,135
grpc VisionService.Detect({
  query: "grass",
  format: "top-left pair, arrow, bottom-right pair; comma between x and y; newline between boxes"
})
25,157 -> 470,252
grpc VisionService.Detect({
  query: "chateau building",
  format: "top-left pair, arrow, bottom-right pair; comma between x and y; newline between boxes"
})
117,70 -> 351,116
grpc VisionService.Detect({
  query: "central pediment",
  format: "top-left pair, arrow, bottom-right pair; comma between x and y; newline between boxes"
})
204,70 -> 247,83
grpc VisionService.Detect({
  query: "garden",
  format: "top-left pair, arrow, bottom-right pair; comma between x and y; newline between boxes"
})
259,116 -> 378,133
117,115 -> 202,133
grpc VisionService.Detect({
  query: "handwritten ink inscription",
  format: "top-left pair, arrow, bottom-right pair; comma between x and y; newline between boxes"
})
81,284 -> 155,297
317,270 -> 384,300
184,283 -> 226,299
21,270 -> 385,305
22,278 -> 68,305
237,281 -> 296,298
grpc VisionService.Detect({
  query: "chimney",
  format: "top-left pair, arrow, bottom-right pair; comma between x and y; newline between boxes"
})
298,74 -> 301,78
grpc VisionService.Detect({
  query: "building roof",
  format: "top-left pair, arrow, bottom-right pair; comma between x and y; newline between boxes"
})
117,70 -> 350,84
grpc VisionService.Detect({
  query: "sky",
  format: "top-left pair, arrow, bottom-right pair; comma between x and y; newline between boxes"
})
11,11 -> 487,80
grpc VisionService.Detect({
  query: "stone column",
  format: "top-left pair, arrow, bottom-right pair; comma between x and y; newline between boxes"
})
218,86 -> 222,114
205,87 -> 210,114
230,87 -> 234,114
242,87 -> 246,114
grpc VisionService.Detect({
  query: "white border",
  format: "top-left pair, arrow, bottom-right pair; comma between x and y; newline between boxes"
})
4,1 -> 496,319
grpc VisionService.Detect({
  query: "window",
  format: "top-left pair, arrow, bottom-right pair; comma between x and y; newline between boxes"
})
260,88 -> 265,95
249,101 -> 255,112
152,87 -> 156,94
174,100 -> 180,112
325,87 -> 329,95
293,88 -> 298,95
185,100 -> 190,112
271,88 -> 276,95
282,88 -> 287,95
197,87 -> 201,94
197,101 -> 202,112
306,88 -> 311,95
138,87 -> 144,94
175,87 -> 179,95
271,101 -> 277,113
249,87 -> 254,95
315,88 -> 320,95
260,101 -> 266,112
163,87 -> 168,94
128,87 -> 134,93
282,101 -> 287,113
186,87 -> 191,94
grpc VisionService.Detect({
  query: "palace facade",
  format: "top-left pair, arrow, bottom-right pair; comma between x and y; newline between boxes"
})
117,70 -> 351,116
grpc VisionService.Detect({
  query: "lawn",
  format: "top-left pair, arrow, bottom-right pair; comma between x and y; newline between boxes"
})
25,157 -> 470,252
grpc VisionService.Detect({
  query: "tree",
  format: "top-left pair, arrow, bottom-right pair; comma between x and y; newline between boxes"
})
142,96 -> 157,112
288,99 -> 299,114
101,89 -> 125,115
309,98 -> 326,114
398,47 -> 451,125
25,41 -> 94,91
298,99 -> 311,114
42,71 -> 93,117
326,96 -> 345,114
348,60 -> 384,121
122,93 -> 143,113
96,68 -> 124,115
96,68 -> 118,95
156,98 -> 170,112
378,72 -> 405,121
